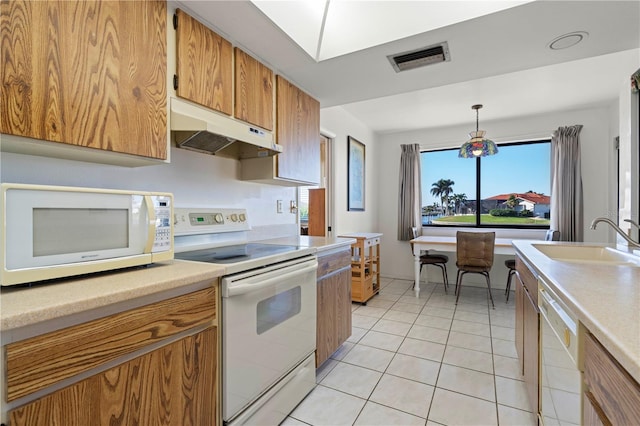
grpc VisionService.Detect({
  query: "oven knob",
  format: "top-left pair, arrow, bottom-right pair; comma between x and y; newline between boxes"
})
230,214 -> 238,222
214,213 -> 224,224
239,213 -> 246,222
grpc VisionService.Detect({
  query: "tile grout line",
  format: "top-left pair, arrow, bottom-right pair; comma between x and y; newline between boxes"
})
353,279 -> 437,425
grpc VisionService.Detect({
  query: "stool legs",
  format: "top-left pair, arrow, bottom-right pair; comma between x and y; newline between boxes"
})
421,263 -> 449,293
505,269 -> 516,302
455,270 -> 495,309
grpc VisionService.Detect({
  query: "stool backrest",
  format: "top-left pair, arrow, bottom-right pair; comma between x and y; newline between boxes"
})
545,230 -> 560,241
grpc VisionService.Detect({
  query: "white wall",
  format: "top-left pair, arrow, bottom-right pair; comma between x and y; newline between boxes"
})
321,106 -> 379,235
0,147 -> 298,232
376,105 -> 617,284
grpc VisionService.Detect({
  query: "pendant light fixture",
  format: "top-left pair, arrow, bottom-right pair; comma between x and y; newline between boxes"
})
458,104 -> 498,158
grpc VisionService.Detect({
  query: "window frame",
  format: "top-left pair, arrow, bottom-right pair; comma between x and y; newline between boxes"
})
421,139 -> 551,230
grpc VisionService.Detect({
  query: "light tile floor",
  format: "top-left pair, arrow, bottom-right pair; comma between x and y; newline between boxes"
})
283,278 -> 538,426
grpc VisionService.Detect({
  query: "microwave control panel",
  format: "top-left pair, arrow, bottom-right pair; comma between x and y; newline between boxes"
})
152,195 -> 172,252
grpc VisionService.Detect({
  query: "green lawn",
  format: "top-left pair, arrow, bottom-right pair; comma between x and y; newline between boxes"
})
433,215 -> 550,226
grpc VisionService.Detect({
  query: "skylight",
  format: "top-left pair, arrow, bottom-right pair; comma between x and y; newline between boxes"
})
251,0 -> 534,61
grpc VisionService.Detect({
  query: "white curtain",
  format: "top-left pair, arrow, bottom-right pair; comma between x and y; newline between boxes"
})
550,125 -> 583,241
398,144 -> 422,240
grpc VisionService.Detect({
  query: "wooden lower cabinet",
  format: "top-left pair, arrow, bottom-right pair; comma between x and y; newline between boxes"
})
6,286 -> 219,425
514,273 -> 524,369
583,391 -> 607,426
9,327 -> 217,426
514,255 -> 539,414
315,247 -> 352,367
583,332 -> 640,425
522,287 -> 539,414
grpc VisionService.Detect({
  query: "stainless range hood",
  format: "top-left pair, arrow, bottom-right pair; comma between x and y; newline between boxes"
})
170,97 -> 283,159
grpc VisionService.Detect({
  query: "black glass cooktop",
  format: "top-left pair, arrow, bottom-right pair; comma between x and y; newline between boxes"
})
174,243 -> 300,264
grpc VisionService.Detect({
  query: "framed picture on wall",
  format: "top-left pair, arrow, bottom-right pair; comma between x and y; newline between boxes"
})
348,136 -> 365,211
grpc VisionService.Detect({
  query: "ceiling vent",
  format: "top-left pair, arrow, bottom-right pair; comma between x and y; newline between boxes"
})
387,42 -> 450,72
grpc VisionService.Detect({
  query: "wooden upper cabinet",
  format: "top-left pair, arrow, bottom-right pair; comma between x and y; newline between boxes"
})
276,76 -> 320,184
0,0 -> 168,160
234,48 -> 274,131
175,9 -> 232,116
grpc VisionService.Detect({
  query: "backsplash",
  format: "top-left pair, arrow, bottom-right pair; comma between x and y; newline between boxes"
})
0,146 -> 298,229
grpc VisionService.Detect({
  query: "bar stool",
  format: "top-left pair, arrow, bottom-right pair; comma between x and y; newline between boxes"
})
505,229 -> 559,302
411,227 -> 449,292
504,259 -> 516,302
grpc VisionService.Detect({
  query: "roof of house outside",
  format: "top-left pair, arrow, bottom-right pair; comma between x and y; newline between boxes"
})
486,192 -> 551,205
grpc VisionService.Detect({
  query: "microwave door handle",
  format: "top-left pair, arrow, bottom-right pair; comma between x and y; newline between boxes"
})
225,261 -> 317,297
143,195 -> 157,254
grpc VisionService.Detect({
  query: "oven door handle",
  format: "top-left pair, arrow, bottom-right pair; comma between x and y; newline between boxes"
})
225,261 -> 317,297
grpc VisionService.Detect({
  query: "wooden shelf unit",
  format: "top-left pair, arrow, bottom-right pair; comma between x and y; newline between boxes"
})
338,233 -> 382,304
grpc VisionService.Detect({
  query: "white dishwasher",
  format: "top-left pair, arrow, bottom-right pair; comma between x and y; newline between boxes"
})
538,277 -> 583,426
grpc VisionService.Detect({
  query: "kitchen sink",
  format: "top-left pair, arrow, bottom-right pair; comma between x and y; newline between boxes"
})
532,244 -> 640,266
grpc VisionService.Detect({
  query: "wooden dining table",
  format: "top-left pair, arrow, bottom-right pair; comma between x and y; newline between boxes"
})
410,235 -> 515,294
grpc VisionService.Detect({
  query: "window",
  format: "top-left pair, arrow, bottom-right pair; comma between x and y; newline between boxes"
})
420,140 -> 551,228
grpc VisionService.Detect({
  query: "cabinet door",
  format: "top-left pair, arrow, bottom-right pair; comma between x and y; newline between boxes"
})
515,274 -> 525,375
276,76 -> 320,184
308,188 -> 326,236
234,48 -> 273,130
584,332 -> 640,425
523,288 -> 539,414
175,8 -> 232,115
583,391 -> 608,426
316,265 -> 352,367
9,327 -> 218,426
0,0 -> 167,159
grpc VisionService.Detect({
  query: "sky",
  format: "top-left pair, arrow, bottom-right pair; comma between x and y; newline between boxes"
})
420,142 -> 551,206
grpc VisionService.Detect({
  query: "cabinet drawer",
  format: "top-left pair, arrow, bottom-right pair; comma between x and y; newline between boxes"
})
6,287 -> 217,402
364,238 -> 380,248
516,255 -> 538,303
584,332 -> 640,424
317,248 -> 351,278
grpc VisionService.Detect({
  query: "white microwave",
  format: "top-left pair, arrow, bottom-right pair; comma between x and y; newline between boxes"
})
1,183 -> 173,286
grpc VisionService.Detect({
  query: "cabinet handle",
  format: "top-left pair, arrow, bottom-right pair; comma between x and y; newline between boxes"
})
173,75 -> 179,90
173,13 -> 178,29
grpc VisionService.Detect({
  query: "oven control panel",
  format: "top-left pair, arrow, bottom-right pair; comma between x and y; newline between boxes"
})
173,208 -> 250,235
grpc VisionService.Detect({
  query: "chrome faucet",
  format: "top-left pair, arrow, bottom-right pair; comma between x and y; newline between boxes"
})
624,219 -> 640,230
590,217 -> 640,248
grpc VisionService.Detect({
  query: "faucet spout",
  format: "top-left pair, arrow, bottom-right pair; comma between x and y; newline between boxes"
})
590,217 -> 640,248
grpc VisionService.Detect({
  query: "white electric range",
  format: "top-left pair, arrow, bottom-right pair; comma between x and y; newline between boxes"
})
173,208 -> 317,426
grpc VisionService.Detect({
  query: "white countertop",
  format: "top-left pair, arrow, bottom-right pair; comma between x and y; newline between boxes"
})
512,240 -> 640,383
0,236 -> 354,335
0,260 -> 225,335
338,232 -> 382,240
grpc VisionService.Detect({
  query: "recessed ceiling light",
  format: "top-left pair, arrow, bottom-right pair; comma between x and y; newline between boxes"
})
548,31 -> 589,50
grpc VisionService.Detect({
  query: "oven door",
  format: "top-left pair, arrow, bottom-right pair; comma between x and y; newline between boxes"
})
222,256 -> 318,422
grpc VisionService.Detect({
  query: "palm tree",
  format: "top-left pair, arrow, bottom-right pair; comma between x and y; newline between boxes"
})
452,193 -> 468,214
430,179 -> 455,215
506,194 -> 519,209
